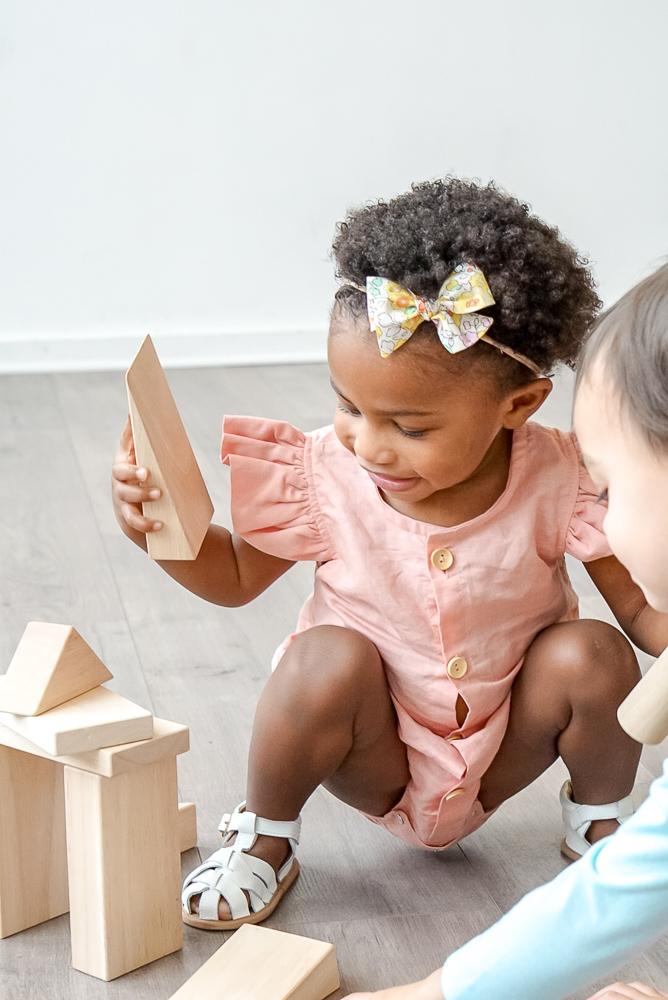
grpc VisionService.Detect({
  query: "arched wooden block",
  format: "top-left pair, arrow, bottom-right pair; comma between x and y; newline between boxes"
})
126,335 -> 213,561
0,622 -> 112,716
169,924 -> 340,1000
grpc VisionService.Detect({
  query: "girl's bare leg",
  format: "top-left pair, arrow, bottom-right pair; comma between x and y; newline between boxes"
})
193,625 -> 409,919
479,619 -> 642,842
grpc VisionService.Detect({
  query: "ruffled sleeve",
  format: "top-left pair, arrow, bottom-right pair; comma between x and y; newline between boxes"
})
221,415 -> 335,562
565,440 -> 613,563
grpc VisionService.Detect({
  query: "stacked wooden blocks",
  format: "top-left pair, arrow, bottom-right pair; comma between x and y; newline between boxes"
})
0,622 -> 196,981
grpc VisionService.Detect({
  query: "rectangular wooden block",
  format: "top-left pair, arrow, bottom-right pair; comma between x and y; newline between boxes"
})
0,686 -> 153,756
0,716 -> 188,777
126,335 -> 213,561
169,924 -> 340,1000
65,755 -> 182,980
0,746 -> 69,938
178,801 -> 198,853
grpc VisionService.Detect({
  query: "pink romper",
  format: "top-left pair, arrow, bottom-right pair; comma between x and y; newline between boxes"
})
221,416 -> 611,850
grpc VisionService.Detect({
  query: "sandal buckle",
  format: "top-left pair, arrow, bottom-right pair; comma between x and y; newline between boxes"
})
218,812 -> 233,836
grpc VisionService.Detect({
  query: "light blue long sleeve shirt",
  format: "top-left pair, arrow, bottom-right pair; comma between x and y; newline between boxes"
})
441,761 -> 668,999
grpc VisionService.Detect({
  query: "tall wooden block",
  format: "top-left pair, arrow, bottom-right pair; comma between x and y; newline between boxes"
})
0,686 -> 153,756
0,622 -> 112,716
0,746 -> 69,938
64,755 -> 182,981
169,924 -> 340,1000
126,335 -> 213,561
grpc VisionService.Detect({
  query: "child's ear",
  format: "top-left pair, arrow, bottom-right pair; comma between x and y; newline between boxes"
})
501,377 -> 553,428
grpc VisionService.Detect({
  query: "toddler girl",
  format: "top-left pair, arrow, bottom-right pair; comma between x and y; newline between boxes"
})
343,262 -> 668,1000
111,179 -> 667,931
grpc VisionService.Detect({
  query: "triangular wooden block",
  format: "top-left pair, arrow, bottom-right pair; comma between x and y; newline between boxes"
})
126,335 -> 214,561
169,924 -> 340,1000
0,622 -> 113,716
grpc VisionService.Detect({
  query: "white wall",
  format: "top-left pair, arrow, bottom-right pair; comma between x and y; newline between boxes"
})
1,0 -> 666,372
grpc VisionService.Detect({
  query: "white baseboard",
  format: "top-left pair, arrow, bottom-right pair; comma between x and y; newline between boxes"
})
0,328 -> 328,373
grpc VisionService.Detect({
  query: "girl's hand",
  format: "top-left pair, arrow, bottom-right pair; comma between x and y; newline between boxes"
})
111,417 -> 163,538
343,970 -> 443,1000
587,983 -> 668,999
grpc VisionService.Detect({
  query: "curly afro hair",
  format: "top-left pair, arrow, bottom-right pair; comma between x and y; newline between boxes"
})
332,178 -> 601,386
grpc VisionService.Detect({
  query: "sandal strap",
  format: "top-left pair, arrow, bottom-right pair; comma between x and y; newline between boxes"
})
218,801 -> 301,851
182,847 -> 283,921
560,780 -> 635,842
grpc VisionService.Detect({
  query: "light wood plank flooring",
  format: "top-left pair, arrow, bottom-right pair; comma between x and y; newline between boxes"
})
0,364 -> 666,997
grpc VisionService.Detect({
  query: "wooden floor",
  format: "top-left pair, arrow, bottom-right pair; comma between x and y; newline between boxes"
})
1,363 -> 666,998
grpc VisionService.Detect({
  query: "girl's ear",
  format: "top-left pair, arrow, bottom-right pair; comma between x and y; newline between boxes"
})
501,377 -> 553,428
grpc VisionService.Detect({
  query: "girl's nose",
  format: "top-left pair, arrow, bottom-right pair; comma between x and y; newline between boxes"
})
353,422 -> 394,468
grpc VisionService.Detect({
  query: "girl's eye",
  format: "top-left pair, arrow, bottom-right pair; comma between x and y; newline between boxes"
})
397,426 -> 426,439
597,488 -> 609,504
337,402 -> 360,416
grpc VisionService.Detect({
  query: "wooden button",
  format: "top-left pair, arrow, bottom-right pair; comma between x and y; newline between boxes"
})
445,788 -> 465,801
446,656 -> 468,679
430,547 -> 454,572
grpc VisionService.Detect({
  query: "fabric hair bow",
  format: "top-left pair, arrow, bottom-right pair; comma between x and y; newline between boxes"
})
364,263 -> 494,359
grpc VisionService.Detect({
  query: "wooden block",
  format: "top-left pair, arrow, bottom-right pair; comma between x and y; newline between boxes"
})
618,646 -> 668,744
0,622 -> 112,716
169,924 -> 340,1000
65,755 -> 182,980
0,716 -> 188,777
0,686 -> 153,756
0,746 -> 69,937
178,801 -> 198,852
126,335 -> 213,560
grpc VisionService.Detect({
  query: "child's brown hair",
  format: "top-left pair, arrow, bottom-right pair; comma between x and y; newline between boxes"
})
577,262 -> 668,448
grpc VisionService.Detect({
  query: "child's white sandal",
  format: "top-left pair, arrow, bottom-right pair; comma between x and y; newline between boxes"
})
560,780 -> 634,861
181,801 -> 301,930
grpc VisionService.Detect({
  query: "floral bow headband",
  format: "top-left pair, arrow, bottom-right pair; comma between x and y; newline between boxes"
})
343,262 -> 541,375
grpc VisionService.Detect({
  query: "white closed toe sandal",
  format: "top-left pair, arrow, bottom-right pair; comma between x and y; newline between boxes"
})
560,780 -> 634,861
182,802 -> 301,930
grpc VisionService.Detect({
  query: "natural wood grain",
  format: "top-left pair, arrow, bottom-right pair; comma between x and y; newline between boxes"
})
178,802 -> 198,853
0,716 -> 189,778
0,622 -> 113,716
168,924 -> 339,1000
0,746 -> 69,938
65,755 -> 182,981
0,686 -> 153,756
126,336 -> 213,560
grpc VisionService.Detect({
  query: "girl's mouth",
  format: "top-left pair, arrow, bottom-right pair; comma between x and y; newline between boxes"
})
363,468 -> 421,493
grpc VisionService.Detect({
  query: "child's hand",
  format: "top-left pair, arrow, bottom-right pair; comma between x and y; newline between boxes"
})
587,983 -> 668,999
111,417 -> 163,537
343,970 -> 443,1000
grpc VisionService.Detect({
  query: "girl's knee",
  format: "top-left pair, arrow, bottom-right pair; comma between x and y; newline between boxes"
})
273,625 -> 383,703
530,620 -> 640,703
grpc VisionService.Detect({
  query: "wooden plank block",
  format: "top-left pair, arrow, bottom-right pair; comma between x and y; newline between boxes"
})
0,746 -> 69,938
178,801 -> 197,852
169,924 -> 340,1000
126,335 -> 213,560
0,716 -> 188,777
0,686 -> 153,756
65,755 -> 182,980
0,622 -> 112,716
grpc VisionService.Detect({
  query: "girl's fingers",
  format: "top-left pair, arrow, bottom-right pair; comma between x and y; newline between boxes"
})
121,502 -> 162,534
116,483 -> 161,504
112,461 -> 151,485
